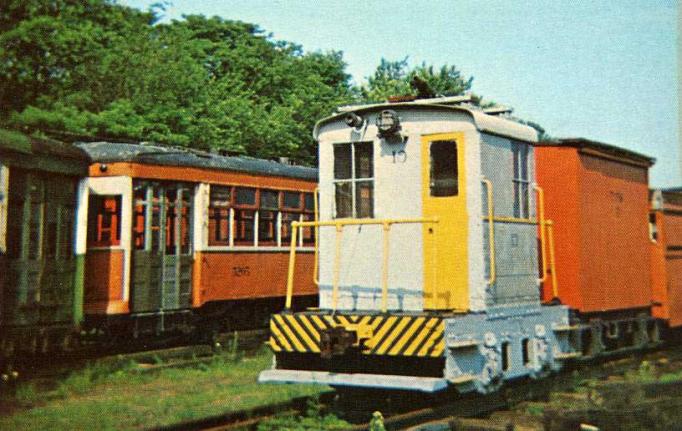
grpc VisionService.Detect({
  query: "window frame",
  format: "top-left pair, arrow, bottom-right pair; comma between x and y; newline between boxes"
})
429,140 -> 459,197
87,194 -> 122,248
512,142 -> 531,219
206,185 -> 315,250
332,141 -> 374,219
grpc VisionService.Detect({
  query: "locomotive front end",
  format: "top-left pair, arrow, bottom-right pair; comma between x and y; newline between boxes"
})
259,98 -> 577,393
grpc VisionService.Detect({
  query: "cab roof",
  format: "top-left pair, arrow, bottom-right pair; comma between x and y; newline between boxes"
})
313,98 -> 538,143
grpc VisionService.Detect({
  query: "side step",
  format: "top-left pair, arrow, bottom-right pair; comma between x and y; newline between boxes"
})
259,369 -> 449,393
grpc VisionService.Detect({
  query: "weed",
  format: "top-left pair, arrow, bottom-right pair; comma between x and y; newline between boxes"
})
1,350 -> 328,430
257,398 -> 349,431
526,403 -> 545,416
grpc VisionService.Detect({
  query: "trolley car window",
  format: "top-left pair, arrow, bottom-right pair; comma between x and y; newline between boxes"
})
235,187 -> 256,206
258,190 -> 279,244
260,190 -> 279,209
333,142 -> 374,218
283,191 -> 301,209
87,195 -> 121,247
206,186 -> 315,248
430,140 -> 458,197
209,186 -> 231,246
304,193 -> 315,211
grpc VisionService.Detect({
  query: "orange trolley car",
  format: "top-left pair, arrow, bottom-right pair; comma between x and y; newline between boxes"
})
77,142 -> 318,338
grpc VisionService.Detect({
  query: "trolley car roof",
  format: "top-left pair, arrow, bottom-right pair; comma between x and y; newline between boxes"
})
77,142 -> 318,181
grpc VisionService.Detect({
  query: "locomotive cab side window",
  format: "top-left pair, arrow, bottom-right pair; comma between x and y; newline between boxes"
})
333,142 -> 374,218
430,140 -> 458,197
512,142 -> 530,218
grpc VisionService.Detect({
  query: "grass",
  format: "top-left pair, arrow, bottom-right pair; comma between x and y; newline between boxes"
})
257,398 -> 350,431
0,349 -> 328,431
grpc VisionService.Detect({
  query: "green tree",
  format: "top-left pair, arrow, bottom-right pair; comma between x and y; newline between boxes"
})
361,57 -> 473,102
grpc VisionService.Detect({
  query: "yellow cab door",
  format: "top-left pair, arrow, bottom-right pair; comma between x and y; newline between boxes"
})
421,132 -> 469,311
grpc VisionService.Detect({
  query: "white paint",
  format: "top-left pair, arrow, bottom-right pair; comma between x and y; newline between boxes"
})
315,106 -> 536,313
83,176 -> 133,301
0,162 -> 8,254
193,183 -> 210,252
463,129 -> 487,312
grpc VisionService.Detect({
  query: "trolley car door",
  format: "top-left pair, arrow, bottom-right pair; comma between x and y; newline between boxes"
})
5,170 -> 77,326
131,182 -> 193,313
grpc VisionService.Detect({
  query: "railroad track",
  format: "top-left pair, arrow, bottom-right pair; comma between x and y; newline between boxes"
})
156,344 -> 682,431
5,329 -> 269,383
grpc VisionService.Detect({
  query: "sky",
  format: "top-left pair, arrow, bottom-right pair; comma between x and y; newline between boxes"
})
126,0 -> 680,187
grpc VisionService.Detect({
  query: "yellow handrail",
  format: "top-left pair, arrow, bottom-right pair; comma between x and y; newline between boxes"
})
534,185 -> 548,283
481,179 -> 496,285
313,187 -> 319,286
547,220 -> 559,298
485,216 -> 538,224
284,224 -> 298,310
284,217 -> 439,311
381,223 -> 391,313
331,225 -> 343,311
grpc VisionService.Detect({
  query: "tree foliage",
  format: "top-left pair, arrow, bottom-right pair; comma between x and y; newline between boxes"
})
0,1 -> 546,162
361,57 -> 473,102
0,0 -> 354,163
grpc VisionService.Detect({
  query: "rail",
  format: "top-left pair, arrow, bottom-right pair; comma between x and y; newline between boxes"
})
285,218 -> 439,313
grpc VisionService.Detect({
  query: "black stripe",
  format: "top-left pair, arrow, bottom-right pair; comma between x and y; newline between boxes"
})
293,314 -> 319,345
396,318 -> 430,356
380,317 -> 415,355
369,316 -> 392,344
272,316 -> 300,351
411,320 -> 440,356
310,315 -> 328,330
369,317 -> 400,355
425,332 -> 444,357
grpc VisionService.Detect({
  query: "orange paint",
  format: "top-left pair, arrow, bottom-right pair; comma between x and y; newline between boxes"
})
84,249 -> 130,314
536,147 -> 582,306
651,192 -> 682,327
536,144 -> 652,313
195,250 -> 316,306
89,162 -> 315,192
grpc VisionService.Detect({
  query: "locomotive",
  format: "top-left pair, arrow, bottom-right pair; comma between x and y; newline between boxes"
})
259,96 -> 669,394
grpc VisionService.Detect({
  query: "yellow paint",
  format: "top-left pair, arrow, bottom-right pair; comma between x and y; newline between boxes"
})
284,314 -> 319,352
274,315 -> 305,352
421,132 -> 469,311
388,317 -> 425,355
403,318 -> 439,355
375,317 -> 411,355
